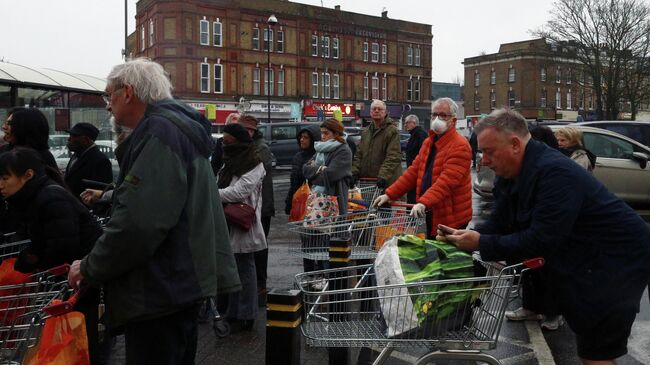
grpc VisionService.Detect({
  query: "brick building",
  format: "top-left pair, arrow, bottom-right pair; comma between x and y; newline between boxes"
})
463,38 -> 593,121
131,0 -> 432,127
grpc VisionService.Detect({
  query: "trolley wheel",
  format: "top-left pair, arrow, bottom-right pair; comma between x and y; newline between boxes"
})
213,318 -> 230,338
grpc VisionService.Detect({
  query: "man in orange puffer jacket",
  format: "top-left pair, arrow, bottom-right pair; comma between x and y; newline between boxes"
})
374,97 -> 472,237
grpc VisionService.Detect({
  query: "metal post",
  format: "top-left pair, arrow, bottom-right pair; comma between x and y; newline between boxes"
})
266,15 -> 277,123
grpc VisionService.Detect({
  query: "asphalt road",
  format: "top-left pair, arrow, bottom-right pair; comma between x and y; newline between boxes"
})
107,167 -> 650,365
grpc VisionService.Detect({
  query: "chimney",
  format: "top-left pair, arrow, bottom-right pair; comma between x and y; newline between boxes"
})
335,5 -> 341,10
381,9 -> 388,18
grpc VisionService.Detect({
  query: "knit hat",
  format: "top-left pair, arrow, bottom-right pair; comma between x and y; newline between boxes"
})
238,115 -> 258,131
223,123 -> 252,143
321,118 -> 344,136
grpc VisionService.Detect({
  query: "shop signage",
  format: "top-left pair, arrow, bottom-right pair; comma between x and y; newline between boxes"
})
303,102 -> 355,117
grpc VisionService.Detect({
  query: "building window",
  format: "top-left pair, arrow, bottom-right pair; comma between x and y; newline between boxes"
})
556,66 -> 561,83
474,71 -> 480,87
588,94 -> 593,109
332,38 -> 339,59
579,92 -> 584,109
200,62 -> 209,93
490,90 -> 496,109
490,69 -> 496,85
567,90 -> 572,109
414,47 -> 421,66
213,21 -> 222,47
407,79 -> 412,101
332,74 -> 339,99
541,89 -> 547,107
253,68 -> 260,95
508,66 -> 515,82
381,44 -> 387,63
322,36 -> 330,58
322,72 -> 330,99
252,28 -> 260,50
371,76 -> 379,99
311,35 -> 319,56
213,64 -> 223,93
371,43 -> 379,63
312,72 -> 319,98
364,75 -> 369,100
141,25 -> 146,51
382,76 -> 387,100
264,68 -> 274,96
407,46 -> 413,65
264,29 -> 273,52
199,20 -> 209,45
277,30 -> 284,53
540,67 -> 546,82
566,68 -> 572,84
414,79 -> 420,102
556,88 -> 561,108
474,91 -> 479,111
149,19 -> 154,46
363,42 -> 368,62
277,69 -> 285,97
508,89 -> 515,107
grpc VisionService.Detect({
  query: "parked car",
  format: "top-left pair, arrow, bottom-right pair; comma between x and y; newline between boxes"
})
577,120 -> 650,148
344,127 -> 362,147
54,140 -> 120,183
256,122 -> 321,166
472,125 -> 650,204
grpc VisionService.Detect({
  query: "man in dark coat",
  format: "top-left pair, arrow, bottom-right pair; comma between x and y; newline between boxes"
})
403,114 -> 428,203
64,122 -> 113,199
442,108 -> 650,364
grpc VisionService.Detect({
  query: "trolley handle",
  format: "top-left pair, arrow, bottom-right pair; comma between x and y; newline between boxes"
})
358,177 -> 378,182
523,257 -> 545,269
41,291 -> 81,317
387,202 -> 415,209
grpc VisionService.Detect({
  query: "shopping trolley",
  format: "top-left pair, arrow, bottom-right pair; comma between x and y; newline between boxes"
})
294,255 -> 544,365
0,265 -> 72,363
288,203 -> 426,261
0,237 -> 30,263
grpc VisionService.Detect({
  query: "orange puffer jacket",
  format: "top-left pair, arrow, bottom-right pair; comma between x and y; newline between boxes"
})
385,128 -> 472,234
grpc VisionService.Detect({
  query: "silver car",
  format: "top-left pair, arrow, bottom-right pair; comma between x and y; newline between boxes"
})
472,125 -> 650,204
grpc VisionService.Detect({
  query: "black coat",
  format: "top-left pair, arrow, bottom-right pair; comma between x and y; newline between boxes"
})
64,145 -> 113,198
7,175 -> 102,273
405,126 -> 428,167
284,125 -> 321,214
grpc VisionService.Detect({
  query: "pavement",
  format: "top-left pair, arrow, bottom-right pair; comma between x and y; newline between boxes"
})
107,168 -> 650,365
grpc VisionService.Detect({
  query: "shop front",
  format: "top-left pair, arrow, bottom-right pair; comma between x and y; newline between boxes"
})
302,100 -> 356,123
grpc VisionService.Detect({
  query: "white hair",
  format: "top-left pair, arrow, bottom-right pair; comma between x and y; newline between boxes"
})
225,113 -> 240,125
404,114 -> 419,124
106,58 -> 173,104
370,99 -> 386,110
433,97 -> 459,117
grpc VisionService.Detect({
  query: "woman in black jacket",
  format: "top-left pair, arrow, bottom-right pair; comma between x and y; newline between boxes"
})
284,124 -> 321,215
0,147 -> 108,364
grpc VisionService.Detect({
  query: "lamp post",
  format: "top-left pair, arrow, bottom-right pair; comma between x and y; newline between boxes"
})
267,14 -> 278,123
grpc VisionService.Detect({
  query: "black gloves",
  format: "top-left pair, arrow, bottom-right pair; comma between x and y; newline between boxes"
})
376,178 -> 388,189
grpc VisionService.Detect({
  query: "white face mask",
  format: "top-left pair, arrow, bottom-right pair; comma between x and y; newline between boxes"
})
431,117 -> 448,135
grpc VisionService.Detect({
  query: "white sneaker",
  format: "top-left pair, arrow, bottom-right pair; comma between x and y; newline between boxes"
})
541,315 -> 565,330
505,307 -> 543,321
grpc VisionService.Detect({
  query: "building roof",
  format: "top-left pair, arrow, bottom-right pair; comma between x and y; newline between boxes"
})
0,61 -> 105,93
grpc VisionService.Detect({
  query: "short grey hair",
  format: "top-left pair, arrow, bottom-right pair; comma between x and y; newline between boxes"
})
106,58 -> 173,104
404,114 -> 419,125
432,97 -> 459,117
370,99 -> 386,110
474,108 -> 530,138
225,112 -> 240,125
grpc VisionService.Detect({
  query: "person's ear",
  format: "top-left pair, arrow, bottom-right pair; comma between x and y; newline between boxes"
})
123,84 -> 135,103
23,169 -> 34,181
511,136 -> 523,153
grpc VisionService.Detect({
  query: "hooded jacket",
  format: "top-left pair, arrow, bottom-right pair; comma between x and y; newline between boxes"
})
351,117 -> 402,185
285,125 -> 321,214
80,99 -> 240,328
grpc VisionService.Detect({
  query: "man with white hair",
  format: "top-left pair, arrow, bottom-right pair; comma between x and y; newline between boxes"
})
374,97 -> 472,238
68,58 -> 240,363
351,99 -> 402,189
403,114 -> 428,203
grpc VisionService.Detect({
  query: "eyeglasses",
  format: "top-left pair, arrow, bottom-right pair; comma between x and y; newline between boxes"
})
431,113 -> 453,121
102,85 -> 125,106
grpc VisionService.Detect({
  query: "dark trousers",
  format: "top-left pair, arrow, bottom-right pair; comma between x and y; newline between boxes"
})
255,216 -> 272,290
124,304 -> 200,365
521,269 -> 559,316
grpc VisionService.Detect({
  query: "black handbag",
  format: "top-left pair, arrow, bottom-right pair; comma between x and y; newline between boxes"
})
223,202 -> 256,231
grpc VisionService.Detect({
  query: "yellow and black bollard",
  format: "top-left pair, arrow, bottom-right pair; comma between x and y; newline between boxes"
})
328,236 -> 352,365
265,288 -> 303,365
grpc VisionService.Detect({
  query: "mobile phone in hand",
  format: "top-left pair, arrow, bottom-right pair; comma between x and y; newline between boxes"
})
437,224 -> 455,236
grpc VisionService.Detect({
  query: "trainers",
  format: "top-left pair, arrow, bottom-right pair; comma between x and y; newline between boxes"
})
505,307 -> 543,321
541,315 -> 565,330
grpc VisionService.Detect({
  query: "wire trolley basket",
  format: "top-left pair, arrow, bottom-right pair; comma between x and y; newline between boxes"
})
294,256 -> 544,365
288,204 -> 426,261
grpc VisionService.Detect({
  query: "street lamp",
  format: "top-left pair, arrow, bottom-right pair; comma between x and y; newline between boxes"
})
267,14 -> 278,123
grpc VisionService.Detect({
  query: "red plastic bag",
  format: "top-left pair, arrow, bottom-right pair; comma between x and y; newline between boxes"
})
0,258 -> 32,326
289,182 -> 311,222
23,308 -> 90,365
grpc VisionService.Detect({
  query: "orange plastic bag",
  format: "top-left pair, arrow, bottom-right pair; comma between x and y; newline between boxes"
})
374,226 -> 400,250
289,182 -> 311,222
0,258 -> 32,326
23,308 -> 90,365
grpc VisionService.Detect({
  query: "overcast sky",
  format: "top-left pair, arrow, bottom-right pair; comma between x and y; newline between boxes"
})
1,0 -> 554,83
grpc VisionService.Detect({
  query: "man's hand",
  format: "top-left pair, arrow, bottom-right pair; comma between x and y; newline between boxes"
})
410,203 -> 426,218
372,194 -> 392,208
68,260 -> 84,291
80,189 -> 102,206
376,177 -> 388,189
437,228 -> 480,253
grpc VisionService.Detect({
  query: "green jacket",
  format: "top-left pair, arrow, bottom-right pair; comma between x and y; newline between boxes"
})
80,100 -> 240,328
351,117 -> 403,185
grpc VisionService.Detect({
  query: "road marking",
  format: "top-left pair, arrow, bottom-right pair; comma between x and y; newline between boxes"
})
525,321 -> 556,365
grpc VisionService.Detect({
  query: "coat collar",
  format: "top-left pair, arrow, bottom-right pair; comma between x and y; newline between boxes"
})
427,127 -> 459,148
